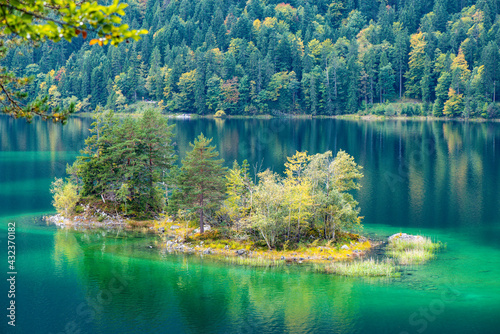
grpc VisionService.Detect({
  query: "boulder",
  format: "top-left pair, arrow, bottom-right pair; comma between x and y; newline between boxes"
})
388,233 -> 425,242
341,245 -> 350,250
170,225 -> 180,230
235,249 -> 246,256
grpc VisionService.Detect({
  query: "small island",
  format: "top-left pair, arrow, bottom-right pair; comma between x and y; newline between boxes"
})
48,109 -> 441,277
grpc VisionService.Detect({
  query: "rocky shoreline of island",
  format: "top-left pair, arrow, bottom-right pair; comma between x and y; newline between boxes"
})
44,213 -> 380,266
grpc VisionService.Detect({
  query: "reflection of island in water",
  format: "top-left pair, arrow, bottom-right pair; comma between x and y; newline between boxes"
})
52,227 -> 359,333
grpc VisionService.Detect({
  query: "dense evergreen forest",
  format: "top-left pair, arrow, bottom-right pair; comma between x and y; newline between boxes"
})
5,0 -> 500,118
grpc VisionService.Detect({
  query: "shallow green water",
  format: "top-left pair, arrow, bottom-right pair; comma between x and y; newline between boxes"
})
1,115 -> 500,334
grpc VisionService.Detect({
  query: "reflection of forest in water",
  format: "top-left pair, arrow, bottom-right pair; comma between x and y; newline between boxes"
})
0,115 -> 91,152
53,228 -> 359,333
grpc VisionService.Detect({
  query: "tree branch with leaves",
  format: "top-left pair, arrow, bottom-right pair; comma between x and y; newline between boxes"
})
0,0 -> 147,121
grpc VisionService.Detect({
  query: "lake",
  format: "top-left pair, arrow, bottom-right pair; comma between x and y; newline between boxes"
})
1,115 -> 500,334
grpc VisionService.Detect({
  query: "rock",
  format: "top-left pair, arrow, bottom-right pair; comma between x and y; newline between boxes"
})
158,227 -> 165,233
281,256 -> 285,260
341,245 -> 350,250
193,225 -> 211,234
388,233 -> 425,242
353,249 -> 360,253
170,225 -> 180,230
203,249 -> 211,254
235,249 -> 246,256
224,245 -> 229,250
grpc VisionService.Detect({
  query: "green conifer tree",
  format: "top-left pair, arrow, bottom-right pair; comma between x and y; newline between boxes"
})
174,134 -> 227,232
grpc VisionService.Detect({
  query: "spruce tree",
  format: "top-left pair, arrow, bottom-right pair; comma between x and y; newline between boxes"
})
174,134 -> 227,233
393,23 -> 408,99
135,109 -> 176,212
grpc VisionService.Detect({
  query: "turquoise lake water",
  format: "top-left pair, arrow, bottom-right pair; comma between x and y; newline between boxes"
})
1,115 -> 499,333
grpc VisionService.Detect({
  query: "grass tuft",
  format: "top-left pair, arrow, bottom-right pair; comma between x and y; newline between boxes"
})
323,258 -> 396,277
386,237 -> 442,265
219,256 -> 284,267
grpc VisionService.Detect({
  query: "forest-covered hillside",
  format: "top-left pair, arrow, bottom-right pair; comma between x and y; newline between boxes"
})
5,0 -> 500,117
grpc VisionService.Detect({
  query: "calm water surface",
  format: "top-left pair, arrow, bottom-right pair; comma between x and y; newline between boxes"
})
1,115 -> 499,334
